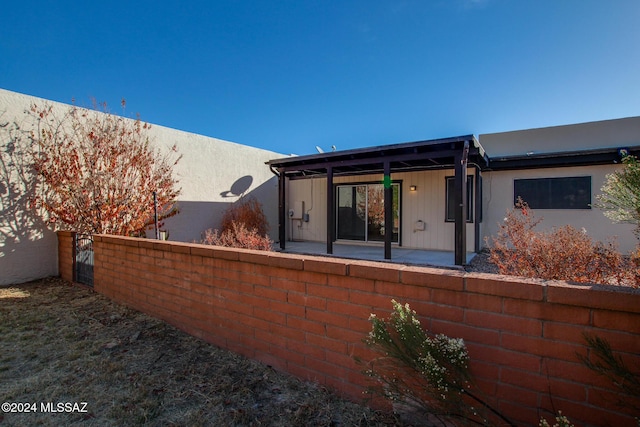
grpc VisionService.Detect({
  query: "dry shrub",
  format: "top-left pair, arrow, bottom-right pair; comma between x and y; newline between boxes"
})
201,197 -> 272,251
487,198 -> 639,286
220,196 -> 268,236
201,222 -> 273,251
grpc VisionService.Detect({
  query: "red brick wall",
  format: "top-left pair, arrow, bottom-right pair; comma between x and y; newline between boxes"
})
57,231 -> 75,283
90,234 -> 640,426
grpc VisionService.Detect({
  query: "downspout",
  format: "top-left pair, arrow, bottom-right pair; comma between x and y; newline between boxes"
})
462,140 -> 470,163
474,165 -> 482,253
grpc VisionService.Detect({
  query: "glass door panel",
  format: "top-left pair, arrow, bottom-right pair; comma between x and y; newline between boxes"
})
337,185 -> 366,240
366,184 -> 385,241
366,184 -> 399,242
336,183 -> 400,243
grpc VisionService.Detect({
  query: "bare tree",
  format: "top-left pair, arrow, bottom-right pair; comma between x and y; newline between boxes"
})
28,100 -> 181,235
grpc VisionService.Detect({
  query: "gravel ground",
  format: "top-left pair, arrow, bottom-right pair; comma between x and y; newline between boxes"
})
463,250 -> 500,274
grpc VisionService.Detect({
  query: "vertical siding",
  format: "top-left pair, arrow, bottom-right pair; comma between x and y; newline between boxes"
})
288,176 -> 327,242
288,169 -> 478,251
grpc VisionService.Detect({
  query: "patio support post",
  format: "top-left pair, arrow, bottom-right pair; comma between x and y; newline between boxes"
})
278,168 -> 286,250
474,166 -> 482,253
384,160 -> 392,260
454,141 -> 469,265
326,166 -> 334,254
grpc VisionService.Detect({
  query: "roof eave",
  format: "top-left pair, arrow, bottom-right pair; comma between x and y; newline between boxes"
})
487,146 -> 640,171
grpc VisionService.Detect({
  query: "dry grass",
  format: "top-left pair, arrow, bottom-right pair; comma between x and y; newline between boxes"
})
0,278 -> 404,427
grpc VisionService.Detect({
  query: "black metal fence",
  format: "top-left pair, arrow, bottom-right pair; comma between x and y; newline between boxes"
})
74,233 -> 94,286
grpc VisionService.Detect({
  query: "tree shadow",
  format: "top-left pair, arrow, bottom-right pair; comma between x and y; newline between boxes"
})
0,112 -> 56,285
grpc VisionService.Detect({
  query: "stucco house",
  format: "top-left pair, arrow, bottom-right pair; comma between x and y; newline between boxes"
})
2,86 -> 639,285
268,116 -> 640,265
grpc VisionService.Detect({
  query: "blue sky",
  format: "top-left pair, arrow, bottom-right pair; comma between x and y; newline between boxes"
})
2,1 -> 639,155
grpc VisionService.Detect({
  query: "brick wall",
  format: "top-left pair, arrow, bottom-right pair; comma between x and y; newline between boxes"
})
85,234 -> 639,426
57,230 -> 75,283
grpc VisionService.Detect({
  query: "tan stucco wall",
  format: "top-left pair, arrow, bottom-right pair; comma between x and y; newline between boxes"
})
145,123 -> 281,243
481,164 -> 638,253
0,88 -> 282,285
480,116 -> 640,157
478,118 -> 640,254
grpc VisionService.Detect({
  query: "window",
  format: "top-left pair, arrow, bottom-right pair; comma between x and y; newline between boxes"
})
513,176 -> 591,209
445,175 -> 474,222
336,183 -> 400,243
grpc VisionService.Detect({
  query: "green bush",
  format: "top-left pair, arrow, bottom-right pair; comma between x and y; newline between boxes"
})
596,154 -> 640,238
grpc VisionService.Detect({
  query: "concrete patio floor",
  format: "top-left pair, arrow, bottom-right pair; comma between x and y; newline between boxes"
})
279,241 -> 476,269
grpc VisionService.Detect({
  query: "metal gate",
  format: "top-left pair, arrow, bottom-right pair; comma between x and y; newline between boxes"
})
75,233 -> 94,286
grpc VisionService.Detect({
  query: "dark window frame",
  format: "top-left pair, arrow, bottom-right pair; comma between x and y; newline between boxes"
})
445,175 -> 474,223
513,176 -> 592,210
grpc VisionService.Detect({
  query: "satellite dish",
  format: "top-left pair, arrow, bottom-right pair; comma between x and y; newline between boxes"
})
331,145 -> 337,151
315,146 -> 324,153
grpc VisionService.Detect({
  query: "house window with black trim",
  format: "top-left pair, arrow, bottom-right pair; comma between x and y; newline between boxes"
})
445,175 -> 474,222
513,176 -> 591,209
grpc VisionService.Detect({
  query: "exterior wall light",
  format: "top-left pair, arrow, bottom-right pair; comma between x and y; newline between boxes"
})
410,185 -> 417,191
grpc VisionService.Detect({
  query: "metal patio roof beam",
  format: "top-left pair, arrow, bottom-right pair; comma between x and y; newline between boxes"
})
276,149 -> 468,174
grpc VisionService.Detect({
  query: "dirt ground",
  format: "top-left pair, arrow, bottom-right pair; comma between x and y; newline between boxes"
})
0,278 -> 404,427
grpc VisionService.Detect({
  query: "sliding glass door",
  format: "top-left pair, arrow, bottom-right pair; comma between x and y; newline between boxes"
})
336,183 -> 399,243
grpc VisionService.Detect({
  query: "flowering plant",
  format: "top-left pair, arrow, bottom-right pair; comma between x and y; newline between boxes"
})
539,411 -> 575,427
359,300 -> 512,426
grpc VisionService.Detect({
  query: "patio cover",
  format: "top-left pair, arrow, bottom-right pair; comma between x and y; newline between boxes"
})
267,135 -> 489,265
